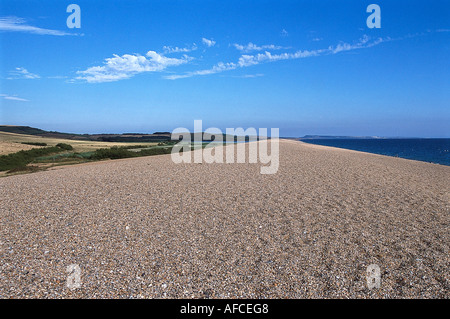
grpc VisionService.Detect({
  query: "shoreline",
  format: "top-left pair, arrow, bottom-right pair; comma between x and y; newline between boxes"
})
297,138 -> 450,167
2,138 -> 447,179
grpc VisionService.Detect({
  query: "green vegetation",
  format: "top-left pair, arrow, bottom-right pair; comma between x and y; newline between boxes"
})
0,126 -> 231,176
6,165 -> 42,174
35,151 -> 94,162
0,125 -> 171,142
157,141 -> 177,146
21,142 -> 47,146
0,126 -> 241,144
114,144 -> 152,150
0,142 -> 178,174
0,125 -> 48,135
0,144 -> 73,172
55,143 -> 74,150
1,136 -> 224,176
89,146 -> 172,160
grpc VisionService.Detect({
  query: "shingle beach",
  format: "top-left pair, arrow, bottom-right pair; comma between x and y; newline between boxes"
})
0,140 -> 448,298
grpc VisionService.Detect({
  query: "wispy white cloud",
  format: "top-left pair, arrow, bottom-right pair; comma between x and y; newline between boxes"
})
7,67 -> 40,80
237,49 -> 325,67
163,44 -> 197,54
73,30 -> 438,83
280,29 -> 289,37
202,37 -> 216,47
328,35 -> 385,54
233,42 -> 288,53
0,94 -> 29,102
75,51 -> 193,83
47,75 -> 68,79
165,35 -> 386,80
164,61 -> 236,80
229,74 -> 264,78
0,16 -> 80,36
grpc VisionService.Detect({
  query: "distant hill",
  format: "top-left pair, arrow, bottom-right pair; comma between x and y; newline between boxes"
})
0,125 -> 247,142
0,125 -> 49,136
299,135 -> 383,140
0,125 -> 172,142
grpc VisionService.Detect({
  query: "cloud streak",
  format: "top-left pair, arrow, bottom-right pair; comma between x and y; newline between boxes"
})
233,42 -> 288,52
75,51 -> 193,83
165,35 -> 386,80
0,16 -> 79,36
0,94 -> 29,102
7,67 -> 40,80
228,73 -> 264,78
74,31 -> 436,83
202,38 -> 216,47
163,44 -> 198,54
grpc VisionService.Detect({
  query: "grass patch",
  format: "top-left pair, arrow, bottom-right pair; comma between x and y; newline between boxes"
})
0,144 -> 73,172
0,131 -> 158,154
7,165 -> 42,174
89,146 -> 173,160
35,151 -> 94,162
1,142 -> 214,175
55,143 -> 73,150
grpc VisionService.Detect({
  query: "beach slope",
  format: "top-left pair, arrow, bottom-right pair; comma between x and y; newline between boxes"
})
0,140 -> 448,298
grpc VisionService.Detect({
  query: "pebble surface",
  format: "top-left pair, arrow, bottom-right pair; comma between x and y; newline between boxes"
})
0,140 -> 448,298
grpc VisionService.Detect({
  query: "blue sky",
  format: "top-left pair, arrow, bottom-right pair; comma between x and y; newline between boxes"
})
0,0 -> 449,137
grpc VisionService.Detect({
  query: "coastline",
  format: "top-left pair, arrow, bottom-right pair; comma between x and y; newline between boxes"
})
298,138 -> 450,166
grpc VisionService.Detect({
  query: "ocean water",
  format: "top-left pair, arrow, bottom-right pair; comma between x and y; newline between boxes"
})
300,139 -> 450,166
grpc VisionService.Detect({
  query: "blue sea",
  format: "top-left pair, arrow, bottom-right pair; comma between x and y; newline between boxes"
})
300,139 -> 450,166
